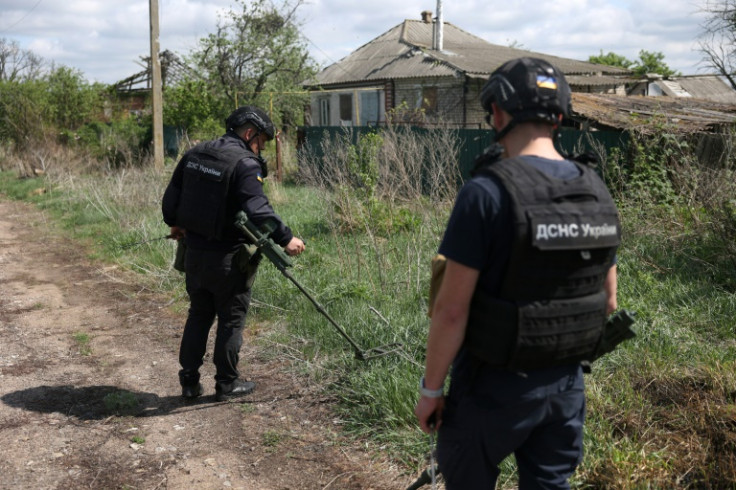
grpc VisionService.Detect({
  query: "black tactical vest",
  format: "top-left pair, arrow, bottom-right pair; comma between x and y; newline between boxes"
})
175,142 -> 253,240
464,156 -> 621,370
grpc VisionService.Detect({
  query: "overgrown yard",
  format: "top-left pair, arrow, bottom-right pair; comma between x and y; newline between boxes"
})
1,124 -> 735,488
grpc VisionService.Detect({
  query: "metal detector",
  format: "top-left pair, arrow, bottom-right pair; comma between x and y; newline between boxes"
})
234,211 -> 402,361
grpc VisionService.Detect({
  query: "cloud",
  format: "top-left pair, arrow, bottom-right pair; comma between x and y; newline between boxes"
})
0,0 -> 714,83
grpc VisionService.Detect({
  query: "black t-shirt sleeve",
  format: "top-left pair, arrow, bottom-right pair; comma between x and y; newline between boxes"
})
438,178 -> 503,271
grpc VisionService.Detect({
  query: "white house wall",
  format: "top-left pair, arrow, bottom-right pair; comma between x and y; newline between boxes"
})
310,76 -> 635,129
309,88 -> 386,126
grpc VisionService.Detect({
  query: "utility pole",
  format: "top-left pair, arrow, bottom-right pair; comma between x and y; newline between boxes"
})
435,0 -> 444,51
149,0 -> 164,169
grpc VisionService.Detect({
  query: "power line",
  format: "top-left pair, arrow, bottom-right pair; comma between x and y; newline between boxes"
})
299,30 -> 362,81
0,0 -> 44,35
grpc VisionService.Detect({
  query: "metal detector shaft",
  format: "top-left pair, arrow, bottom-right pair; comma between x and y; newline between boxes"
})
279,268 -> 367,359
119,234 -> 173,250
234,211 -> 398,360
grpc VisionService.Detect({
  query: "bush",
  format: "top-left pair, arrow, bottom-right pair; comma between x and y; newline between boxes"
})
298,125 -> 461,235
163,79 -> 225,141
0,79 -> 48,148
71,118 -> 151,168
0,67 -> 104,151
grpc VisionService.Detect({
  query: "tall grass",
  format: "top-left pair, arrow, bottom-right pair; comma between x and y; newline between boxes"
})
1,125 -> 735,488
576,127 -> 736,488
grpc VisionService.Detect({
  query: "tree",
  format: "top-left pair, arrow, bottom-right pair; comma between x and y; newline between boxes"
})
45,66 -> 103,129
633,50 -> 679,78
699,0 -> 736,89
588,50 -> 680,78
588,50 -> 635,70
0,64 -> 104,149
0,38 -> 44,82
188,0 -> 318,132
163,79 -> 224,139
0,79 -> 47,148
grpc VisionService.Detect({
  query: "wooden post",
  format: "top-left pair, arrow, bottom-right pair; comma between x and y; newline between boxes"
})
276,132 -> 283,182
149,0 -> 164,169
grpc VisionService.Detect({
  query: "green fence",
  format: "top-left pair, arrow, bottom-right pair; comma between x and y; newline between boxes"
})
298,126 -> 628,181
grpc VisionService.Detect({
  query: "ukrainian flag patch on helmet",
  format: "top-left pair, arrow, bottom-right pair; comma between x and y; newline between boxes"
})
537,75 -> 558,90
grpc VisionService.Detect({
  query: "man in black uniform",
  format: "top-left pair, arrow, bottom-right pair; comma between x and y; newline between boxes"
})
162,106 -> 305,402
415,58 -> 620,488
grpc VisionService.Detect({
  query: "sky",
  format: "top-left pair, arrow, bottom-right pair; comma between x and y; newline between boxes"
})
0,0 -> 713,85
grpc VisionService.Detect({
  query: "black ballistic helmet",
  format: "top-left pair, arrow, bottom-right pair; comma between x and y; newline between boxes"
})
225,106 -> 276,140
480,57 -> 571,131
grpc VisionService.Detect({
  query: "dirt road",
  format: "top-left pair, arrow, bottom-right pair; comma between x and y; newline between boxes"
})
0,198 -> 406,489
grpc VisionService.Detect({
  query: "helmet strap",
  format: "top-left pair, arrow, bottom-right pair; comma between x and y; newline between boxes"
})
245,130 -> 261,148
229,128 -> 263,157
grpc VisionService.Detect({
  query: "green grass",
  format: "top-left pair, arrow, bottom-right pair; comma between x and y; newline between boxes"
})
103,390 -> 140,416
262,430 -> 283,448
2,144 -> 736,488
72,332 -> 92,356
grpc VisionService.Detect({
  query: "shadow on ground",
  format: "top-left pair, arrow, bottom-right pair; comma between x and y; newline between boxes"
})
1,384 -> 224,420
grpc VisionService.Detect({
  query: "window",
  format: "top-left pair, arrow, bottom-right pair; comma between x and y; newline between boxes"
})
319,98 -> 330,126
339,94 -> 353,124
360,91 -> 380,126
421,86 -> 438,115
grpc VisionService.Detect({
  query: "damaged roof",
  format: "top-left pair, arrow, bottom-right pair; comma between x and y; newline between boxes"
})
655,76 -> 736,104
571,92 -> 736,133
308,19 -> 629,87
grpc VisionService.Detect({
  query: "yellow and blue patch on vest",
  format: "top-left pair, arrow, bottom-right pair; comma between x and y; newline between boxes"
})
257,173 -> 263,183
536,75 -> 558,90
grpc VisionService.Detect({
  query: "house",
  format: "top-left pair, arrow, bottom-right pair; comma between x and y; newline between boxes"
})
113,50 -> 197,118
628,74 -> 736,104
304,11 -> 633,129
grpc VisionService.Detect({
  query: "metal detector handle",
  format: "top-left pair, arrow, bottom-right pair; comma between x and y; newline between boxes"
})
406,412 -> 439,490
406,468 -> 436,490
234,211 -> 293,272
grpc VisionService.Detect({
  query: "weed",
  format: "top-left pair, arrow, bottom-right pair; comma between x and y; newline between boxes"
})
239,403 -> 255,415
103,391 -> 140,416
72,332 -> 92,356
262,430 -> 282,448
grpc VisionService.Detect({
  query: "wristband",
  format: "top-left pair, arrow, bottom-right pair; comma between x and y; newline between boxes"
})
419,376 -> 444,398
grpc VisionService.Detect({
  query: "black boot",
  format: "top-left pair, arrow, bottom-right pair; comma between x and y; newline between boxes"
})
181,383 -> 203,399
215,379 -> 256,402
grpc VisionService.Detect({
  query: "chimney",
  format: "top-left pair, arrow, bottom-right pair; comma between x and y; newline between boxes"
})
421,10 -> 432,23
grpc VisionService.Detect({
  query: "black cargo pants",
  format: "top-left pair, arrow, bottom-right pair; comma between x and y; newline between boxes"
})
437,365 -> 585,489
178,247 -> 252,388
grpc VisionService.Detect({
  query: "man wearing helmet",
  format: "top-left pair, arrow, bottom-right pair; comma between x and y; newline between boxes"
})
415,58 -> 620,488
162,105 -> 305,402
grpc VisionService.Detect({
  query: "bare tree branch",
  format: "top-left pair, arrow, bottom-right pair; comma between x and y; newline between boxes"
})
0,38 -> 44,82
699,0 -> 736,88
